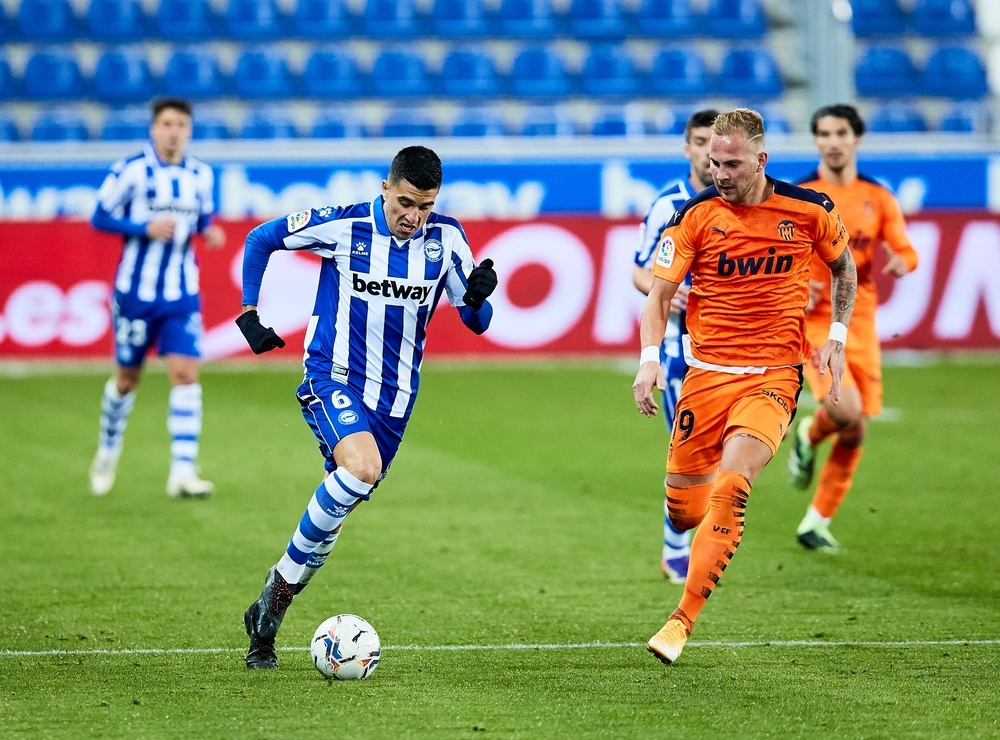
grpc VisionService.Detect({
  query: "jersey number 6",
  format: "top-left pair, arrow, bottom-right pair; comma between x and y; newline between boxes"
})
331,390 -> 352,409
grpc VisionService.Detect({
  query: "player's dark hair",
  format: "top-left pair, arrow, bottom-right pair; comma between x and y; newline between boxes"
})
810,104 -> 866,136
684,109 -> 719,142
152,97 -> 193,120
388,146 -> 443,191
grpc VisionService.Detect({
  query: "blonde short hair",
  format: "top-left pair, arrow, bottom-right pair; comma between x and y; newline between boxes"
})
712,108 -> 765,152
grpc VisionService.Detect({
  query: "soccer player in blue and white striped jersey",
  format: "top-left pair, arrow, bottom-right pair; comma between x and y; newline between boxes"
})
88,98 -> 225,499
236,146 -> 497,669
633,109 -> 717,585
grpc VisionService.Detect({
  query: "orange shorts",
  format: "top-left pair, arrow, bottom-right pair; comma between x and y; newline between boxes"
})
803,316 -> 883,417
666,365 -> 803,477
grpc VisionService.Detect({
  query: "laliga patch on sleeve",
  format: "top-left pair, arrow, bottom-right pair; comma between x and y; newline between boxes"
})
287,210 -> 312,232
655,234 -> 675,269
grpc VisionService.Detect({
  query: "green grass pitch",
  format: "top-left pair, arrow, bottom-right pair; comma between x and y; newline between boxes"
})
2,358 -> 999,738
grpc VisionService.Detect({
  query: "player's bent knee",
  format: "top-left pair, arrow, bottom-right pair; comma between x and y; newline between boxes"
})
838,417 -> 867,448
666,483 -> 712,531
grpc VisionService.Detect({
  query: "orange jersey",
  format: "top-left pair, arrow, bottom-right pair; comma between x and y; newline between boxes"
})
651,177 -> 847,368
798,172 -> 918,325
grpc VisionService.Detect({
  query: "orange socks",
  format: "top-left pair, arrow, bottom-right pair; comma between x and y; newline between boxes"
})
665,483 -> 713,531
807,407 -> 842,446
811,443 -> 863,520
674,470 -> 750,633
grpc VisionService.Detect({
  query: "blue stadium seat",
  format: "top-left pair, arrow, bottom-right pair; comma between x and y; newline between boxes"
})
868,103 -> 927,132
234,48 -> 294,98
18,0 -> 77,39
225,0 -> 283,38
850,0 -> 905,36
568,0 -> 628,38
441,49 -> 501,97
31,110 -> 89,141
382,109 -> 437,137
499,0 -> 556,37
241,109 -> 297,138
704,0 -> 765,38
717,48 -> 782,97
157,0 -> 215,39
87,0 -> 146,39
924,46 -> 987,98
371,48 -> 433,97
312,108 -> 366,137
592,107 -> 647,136
193,111 -> 230,139
509,46 -> 571,97
912,0 -> 975,36
763,112 -> 790,133
580,44 -> 640,96
431,0 -> 491,37
938,103 -> 987,132
163,48 -> 224,98
94,49 -> 153,103
450,108 -> 505,136
293,0 -> 351,37
591,110 -> 627,136
649,48 -> 710,96
101,108 -> 149,140
636,0 -> 698,37
0,115 -> 19,141
519,107 -> 575,136
303,49 -> 366,98
23,51 -> 84,100
0,56 -> 14,99
363,0 -> 421,38
854,45 -> 919,96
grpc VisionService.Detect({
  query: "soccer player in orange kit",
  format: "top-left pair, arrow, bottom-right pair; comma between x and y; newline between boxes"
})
789,104 -> 919,553
633,108 -> 857,664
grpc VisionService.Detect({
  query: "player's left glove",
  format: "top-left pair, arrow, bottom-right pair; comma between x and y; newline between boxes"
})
235,310 -> 286,354
462,258 -> 497,311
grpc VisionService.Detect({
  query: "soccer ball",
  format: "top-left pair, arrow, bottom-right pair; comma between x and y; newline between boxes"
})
310,614 -> 381,680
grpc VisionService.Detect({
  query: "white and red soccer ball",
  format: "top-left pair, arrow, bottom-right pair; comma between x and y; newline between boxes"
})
310,614 -> 381,680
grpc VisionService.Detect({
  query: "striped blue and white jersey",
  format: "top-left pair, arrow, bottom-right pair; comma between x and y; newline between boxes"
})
242,196 -> 480,421
95,142 -> 214,309
635,176 -> 695,380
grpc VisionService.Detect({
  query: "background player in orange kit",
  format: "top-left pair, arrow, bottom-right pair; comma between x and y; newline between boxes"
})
633,108 -> 857,665
789,104 -> 919,553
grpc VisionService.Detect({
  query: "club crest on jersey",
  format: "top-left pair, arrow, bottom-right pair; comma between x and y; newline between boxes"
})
655,235 -> 675,269
338,410 -> 359,425
287,210 -> 311,232
423,239 -> 444,262
778,219 -> 795,241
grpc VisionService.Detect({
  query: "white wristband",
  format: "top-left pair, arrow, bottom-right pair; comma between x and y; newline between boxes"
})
828,322 -> 848,345
640,345 -> 660,366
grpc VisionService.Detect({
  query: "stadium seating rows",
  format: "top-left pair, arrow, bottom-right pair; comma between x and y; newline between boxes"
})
851,0 -> 976,38
0,45 -> 787,102
1,99 -> 989,142
0,103 -> 799,141
0,0 -> 770,40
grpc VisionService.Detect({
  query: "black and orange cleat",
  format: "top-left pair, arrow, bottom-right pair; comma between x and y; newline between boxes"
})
243,567 -> 295,669
647,618 -> 690,665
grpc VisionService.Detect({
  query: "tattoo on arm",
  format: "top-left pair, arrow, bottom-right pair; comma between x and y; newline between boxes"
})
826,248 -> 857,328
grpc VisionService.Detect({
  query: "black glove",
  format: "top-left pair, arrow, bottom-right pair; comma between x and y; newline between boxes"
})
462,258 -> 497,311
235,310 -> 286,354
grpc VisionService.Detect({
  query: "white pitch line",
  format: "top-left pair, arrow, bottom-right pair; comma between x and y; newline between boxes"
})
2,638 -> 999,658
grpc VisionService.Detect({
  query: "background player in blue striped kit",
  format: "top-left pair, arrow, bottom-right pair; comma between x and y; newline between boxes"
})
89,98 -> 225,498
236,146 -> 498,669
632,109 -> 717,584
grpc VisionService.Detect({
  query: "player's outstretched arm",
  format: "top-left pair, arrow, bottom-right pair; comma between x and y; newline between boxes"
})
818,247 -> 857,404
457,258 -> 497,335
235,221 -> 289,354
633,277 -> 678,417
